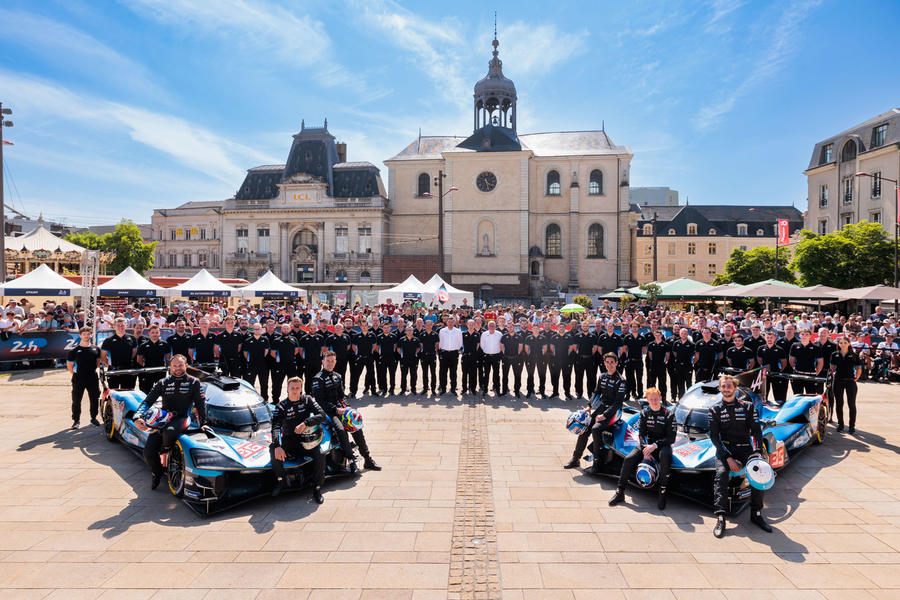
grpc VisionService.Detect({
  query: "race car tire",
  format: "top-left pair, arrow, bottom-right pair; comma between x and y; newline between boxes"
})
814,401 -> 827,445
168,441 -> 186,498
102,399 -> 117,443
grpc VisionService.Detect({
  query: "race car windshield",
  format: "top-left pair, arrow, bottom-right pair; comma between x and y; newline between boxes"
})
675,385 -> 751,434
205,404 -> 271,432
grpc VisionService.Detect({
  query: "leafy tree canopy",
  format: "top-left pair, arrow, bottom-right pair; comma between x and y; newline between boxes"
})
713,246 -> 796,286
790,221 -> 892,287
65,220 -> 157,275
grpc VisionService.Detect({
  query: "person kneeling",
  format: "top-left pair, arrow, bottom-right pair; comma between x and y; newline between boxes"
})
565,353 -> 627,472
609,387 -> 675,510
270,376 -> 333,503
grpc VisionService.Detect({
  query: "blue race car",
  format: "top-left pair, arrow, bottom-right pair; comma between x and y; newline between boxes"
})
100,366 -> 351,514
588,371 -> 829,513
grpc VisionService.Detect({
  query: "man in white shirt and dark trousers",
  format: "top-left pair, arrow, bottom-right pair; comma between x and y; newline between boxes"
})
438,317 -> 463,394
480,320 -> 503,396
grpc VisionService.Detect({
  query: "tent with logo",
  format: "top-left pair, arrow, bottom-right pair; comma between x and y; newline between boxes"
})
627,277 -> 710,300
422,274 -> 474,307
97,266 -> 165,298
238,270 -> 304,299
167,269 -> 236,298
0,263 -> 83,297
376,275 -> 425,305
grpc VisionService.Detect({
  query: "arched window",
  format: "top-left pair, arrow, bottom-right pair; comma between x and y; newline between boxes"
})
545,224 -> 562,257
417,173 -> 430,196
642,224 -> 652,235
292,230 -> 318,254
589,170 -> 603,195
588,224 -> 604,258
756,228 -> 765,236
531,261 -> 540,276
546,170 -> 561,195
708,228 -> 716,235
236,268 -> 247,279
668,228 -> 676,235
841,139 -> 857,162
335,269 -> 347,282
359,270 -> 371,283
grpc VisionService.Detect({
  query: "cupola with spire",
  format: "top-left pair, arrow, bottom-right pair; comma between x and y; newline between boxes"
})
472,17 -> 517,133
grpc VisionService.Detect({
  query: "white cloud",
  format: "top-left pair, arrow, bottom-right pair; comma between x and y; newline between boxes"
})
488,21 -> 589,78
705,0 -> 746,33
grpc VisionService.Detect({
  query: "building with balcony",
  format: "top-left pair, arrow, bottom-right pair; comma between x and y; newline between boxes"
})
150,121 -> 389,284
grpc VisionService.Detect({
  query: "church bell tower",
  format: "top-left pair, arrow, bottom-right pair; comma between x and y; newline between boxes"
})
472,24 -> 517,133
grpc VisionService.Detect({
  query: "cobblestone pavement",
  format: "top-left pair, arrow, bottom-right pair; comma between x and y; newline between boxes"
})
1,368 -> 899,599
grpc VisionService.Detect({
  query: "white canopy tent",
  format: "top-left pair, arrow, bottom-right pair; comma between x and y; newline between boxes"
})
376,275 -> 425,305
167,269 -> 236,298
97,266 -> 165,298
0,263 -> 82,297
422,274 -> 474,307
239,270 -> 305,299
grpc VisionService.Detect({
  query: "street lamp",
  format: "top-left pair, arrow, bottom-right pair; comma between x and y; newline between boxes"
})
855,171 -> 899,313
422,174 -> 458,279
0,103 -> 12,283
748,207 -> 782,281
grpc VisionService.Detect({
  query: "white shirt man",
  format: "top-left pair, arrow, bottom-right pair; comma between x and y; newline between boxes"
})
479,322 -> 503,355
438,321 -> 463,351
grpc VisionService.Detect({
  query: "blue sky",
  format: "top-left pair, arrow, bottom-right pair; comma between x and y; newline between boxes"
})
1,0 -> 899,226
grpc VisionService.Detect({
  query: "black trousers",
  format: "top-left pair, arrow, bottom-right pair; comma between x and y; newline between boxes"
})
376,360 -> 397,394
439,350 -> 459,392
400,360 -> 418,393
107,372 -> 136,390
304,362 -> 322,394
220,355 -> 244,379
270,434 -> 326,489
571,416 -> 617,462
573,356 -> 596,398
350,357 -> 376,395
71,376 -> 99,421
143,418 -> 188,477
713,445 -> 763,515
548,360 -> 570,396
646,366 -> 668,399
420,355 -> 437,392
477,353 -> 488,391
833,378 -> 858,427
791,378 -> 818,395
334,358 -> 349,385
672,362 -> 692,399
765,375 -> 789,403
139,372 -> 165,395
244,364 -> 270,401
461,354 -> 479,393
617,445 -> 673,489
625,360 -> 644,398
482,354 -> 501,393
270,367 -> 297,403
667,364 -> 680,401
695,365 -> 714,383
329,416 -> 357,461
501,356 -> 522,395
524,359 -> 547,396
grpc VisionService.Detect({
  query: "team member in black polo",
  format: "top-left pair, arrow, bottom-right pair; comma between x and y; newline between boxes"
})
776,324 -> 798,379
299,323 -> 326,395
167,320 -> 192,363
350,321 -> 378,397
375,322 -> 398,396
744,324 -> 766,356
500,320 -> 523,397
596,322 -> 624,374
215,315 -> 245,378
136,324 -> 171,393
757,331 -> 788,401
290,319 -> 306,376
398,326 -> 422,394
622,323 -> 646,400
262,320 -> 281,399
522,325 -> 547,398
101,317 -> 138,390
270,323 -> 299,403
418,320 -> 440,395
645,330 -> 670,401
830,336 -> 861,432
328,323 -> 353,384
189,318 -> 217,365
548,324 -> 574,398
243,323 -> 272,400
789,329 -> 823,394
67,326 -> 101,429
724,333 -> 756,371
670,328 -> 695,400
814,327 -> 837,395
461,320 -> 481,395
572,321 -> 597,399
693,328 -> 720,382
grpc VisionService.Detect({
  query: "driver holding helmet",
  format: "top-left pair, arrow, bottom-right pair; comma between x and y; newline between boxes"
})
270,376 -> 328,503
133,355 -> 204,490
708,373 -> 772,538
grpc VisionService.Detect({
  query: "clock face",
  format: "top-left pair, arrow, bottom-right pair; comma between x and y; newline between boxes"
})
476,171 -> 497,192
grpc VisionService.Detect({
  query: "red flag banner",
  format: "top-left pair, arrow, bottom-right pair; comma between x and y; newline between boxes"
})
777,219 -> 790,246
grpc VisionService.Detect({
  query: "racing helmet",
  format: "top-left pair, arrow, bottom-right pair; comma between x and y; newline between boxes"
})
143,407 -> 173,428
566,410 -> 591,435
635,458 -> 659,489
341,409 -> 363,433
745,455 -> 775,490
299,425 -> 323,450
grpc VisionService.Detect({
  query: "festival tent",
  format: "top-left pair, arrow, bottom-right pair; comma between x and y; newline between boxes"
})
598,287 -> 630,300
827,284 -> 900,301
723,279 -> 807,299
97,266 -> 165,298
376,275 -> 425,305
421,274 -> 475,307
0,263 -> 82,296
238,270 -> 304,299
627,277 -> 709,299
167,269 -> 236,298
683,283 -> 745,298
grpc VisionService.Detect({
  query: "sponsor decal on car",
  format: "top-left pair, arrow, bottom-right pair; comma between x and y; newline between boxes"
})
674,443 -> 702,458
623,425 -> 640,448
234,441 -> 266,459
122,431 -> 138,445
790,430 -> 810,450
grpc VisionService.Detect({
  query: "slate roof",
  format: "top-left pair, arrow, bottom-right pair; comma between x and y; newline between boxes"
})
388,130 -> 631,160
388,136 -> 467,161
175,200 -> 226,210
456,123 -> 522,152
807,108 -> 900,171
636,205 -> 803,237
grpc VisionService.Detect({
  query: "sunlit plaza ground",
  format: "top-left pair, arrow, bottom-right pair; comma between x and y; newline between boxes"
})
1,367 -> 899,599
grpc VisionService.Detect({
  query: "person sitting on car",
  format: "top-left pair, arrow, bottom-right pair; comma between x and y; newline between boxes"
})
270,376 -> 329,503
608,387 -> 676,510
565,352 -> 627,472
133,355 -> 204,490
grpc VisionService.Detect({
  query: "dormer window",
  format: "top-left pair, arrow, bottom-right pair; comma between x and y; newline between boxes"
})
708,228 -> 716,235
872,124 -> 887,148
687,223 -> 697,235
642,224 -> 652,235
820,143 -> 833,164
737,223 -> 748,235
756,228 -> 764,236
668,228 -> 676,235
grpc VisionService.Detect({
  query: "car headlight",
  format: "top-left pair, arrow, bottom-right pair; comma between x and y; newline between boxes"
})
190,448 -> 245,470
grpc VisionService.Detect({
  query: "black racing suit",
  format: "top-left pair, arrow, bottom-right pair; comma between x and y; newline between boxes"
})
708,398 -> 765,515
311,369 -> 363,462
137,374 -> 204,477
617,406 -> 676,489
270,395 -> 327,488
572,372 -> 627,463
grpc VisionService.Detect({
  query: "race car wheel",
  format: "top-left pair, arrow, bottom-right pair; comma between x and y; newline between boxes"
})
168,442 -> 186,498
814,401 -> 827,445
102,399 -> 116,443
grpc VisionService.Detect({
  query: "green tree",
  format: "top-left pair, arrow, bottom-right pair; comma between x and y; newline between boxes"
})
65,221 -> 157,275
64,231 -> 104,250
572,295 -> 593,309
713,246 -> 796,285
639,282 -> 662,305
790,221 -> 892,287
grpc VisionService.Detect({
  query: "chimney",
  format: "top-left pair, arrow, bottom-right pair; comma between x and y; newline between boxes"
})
336,142 -> 347,164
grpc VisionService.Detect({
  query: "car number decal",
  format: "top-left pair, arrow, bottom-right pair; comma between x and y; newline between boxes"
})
234,441 -> 266,458
674,443 -> 702,457
769,443 -> 786,469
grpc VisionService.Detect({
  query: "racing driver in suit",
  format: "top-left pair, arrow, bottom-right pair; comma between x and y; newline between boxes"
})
134,354 -> 204,490
565,353 -> 627,472
708,373 -> 773,538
